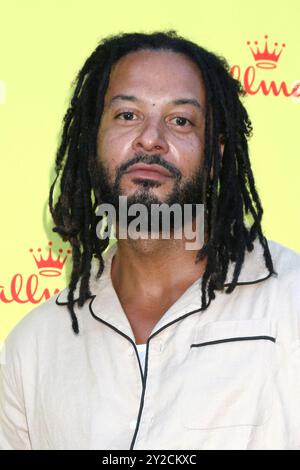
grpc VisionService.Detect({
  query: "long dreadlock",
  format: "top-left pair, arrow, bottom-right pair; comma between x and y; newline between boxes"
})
49,30 -> 276,335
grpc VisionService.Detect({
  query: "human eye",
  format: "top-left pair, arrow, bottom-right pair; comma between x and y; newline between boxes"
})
114,111 -> 138,121
170,116 -> 194,128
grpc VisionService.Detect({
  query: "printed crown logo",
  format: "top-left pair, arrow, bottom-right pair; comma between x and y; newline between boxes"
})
29,241 -> 72,277
247,34 -> 286,69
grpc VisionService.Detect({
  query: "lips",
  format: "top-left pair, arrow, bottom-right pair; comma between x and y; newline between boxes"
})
124,163 -> 171,180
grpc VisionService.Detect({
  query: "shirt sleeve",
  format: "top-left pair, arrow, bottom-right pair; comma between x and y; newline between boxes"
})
0,340 -> 32,450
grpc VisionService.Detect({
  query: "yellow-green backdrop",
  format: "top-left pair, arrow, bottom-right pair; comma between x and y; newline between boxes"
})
1,0 -> 299,343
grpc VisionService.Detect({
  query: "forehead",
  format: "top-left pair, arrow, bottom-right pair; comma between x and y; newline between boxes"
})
104,49 -> 206,106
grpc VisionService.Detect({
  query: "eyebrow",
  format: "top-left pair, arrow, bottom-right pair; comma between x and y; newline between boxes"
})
107,94 -> 204,113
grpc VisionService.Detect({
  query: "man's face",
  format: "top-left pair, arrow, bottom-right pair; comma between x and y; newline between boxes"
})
96,49 -> 206,210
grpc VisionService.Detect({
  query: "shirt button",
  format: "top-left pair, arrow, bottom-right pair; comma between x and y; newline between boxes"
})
129,419 -> 137,430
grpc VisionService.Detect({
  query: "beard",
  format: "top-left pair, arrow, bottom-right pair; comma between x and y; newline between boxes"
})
93,153 -> 205,235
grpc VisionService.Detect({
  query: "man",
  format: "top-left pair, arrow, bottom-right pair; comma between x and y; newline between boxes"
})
1,31 -> 300,450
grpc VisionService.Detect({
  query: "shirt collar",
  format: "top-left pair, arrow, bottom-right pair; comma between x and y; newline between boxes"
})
224,237 -> 272,286
56,238 -> 272,340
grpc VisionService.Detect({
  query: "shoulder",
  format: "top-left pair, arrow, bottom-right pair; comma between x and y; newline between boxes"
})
3,248 -> 116,355
3,288 -> 78,362
265,240 -> 300,339
267,239 -> 300,282
268,239 -> 300,267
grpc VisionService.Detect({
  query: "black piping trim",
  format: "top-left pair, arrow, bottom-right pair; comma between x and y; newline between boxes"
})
56,291 -> 146,383
55,291 -> 87,306
54,264 -> 274,450
191,335 -> 276,348
89,296 -> 212,450
89,298 -> 145,385
54,267 -> 274,307
223,270 -> 273,288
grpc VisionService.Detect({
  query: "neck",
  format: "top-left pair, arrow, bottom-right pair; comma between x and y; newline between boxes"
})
110,232 -> 207,301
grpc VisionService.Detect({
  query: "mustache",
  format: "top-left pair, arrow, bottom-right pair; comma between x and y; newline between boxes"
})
115,153 -> 182,182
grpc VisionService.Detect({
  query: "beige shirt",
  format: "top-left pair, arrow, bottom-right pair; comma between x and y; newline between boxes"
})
1,239 -> 300,450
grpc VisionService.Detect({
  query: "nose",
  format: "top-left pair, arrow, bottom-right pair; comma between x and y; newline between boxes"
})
132,117 -> 169,154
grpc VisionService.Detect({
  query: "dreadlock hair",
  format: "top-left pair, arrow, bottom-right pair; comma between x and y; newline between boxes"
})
49,30 -> 276,335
